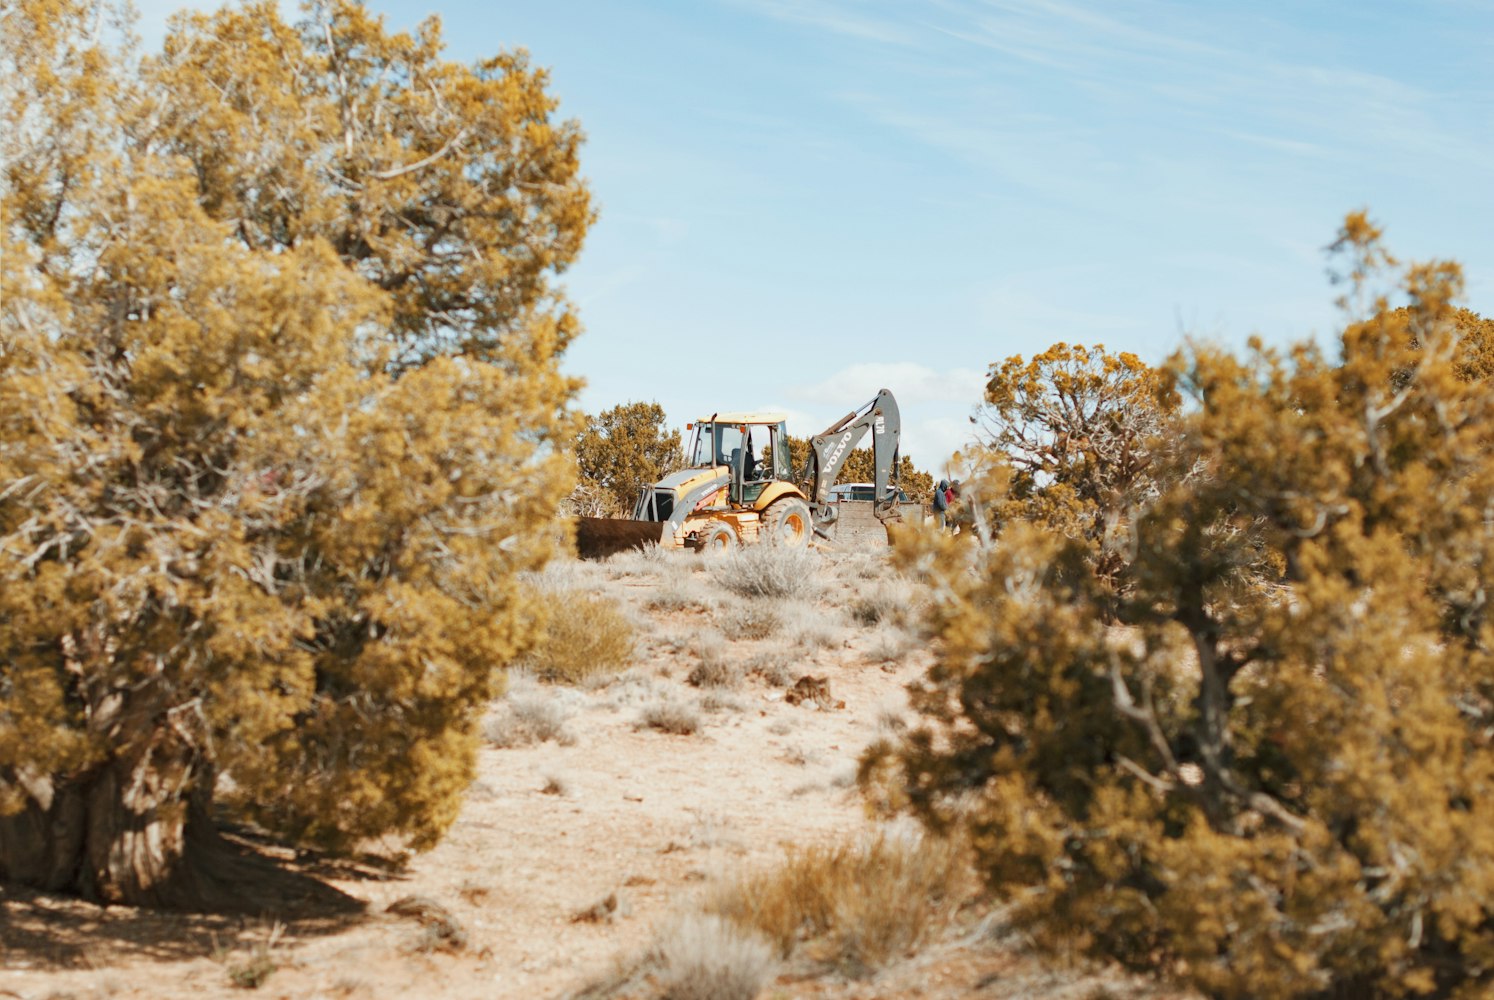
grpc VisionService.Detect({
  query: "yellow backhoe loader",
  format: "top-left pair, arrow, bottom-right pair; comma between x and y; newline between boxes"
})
576,389 -> 902,558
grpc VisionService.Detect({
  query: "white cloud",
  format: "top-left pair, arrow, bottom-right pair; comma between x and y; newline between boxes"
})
901,415 -> 982,474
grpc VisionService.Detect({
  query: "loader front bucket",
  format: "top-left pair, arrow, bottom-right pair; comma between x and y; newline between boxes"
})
574,516 -> 666,560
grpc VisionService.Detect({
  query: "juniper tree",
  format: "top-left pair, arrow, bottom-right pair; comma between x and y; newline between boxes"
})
1,0 -> 590,909
875,214 -> 1494,997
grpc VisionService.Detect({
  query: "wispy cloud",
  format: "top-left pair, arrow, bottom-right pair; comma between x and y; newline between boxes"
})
725,0 -> 917,46
750,0 -> 1489,185
788,362 -> 987,408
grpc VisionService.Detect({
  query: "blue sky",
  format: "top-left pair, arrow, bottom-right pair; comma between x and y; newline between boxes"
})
136,0 -> 1494,473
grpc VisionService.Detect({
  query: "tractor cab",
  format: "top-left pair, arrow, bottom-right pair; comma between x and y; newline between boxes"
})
687,413 -> 794,506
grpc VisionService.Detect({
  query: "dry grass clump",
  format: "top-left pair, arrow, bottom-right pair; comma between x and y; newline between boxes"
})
686,636 -> 740,688
604,543 -> 673,578
699,690 -> 746,714
867,626 -> 918,664
743,647 -> 796,687
528,556 -> 607,591
646,579 -> 718,614
484,695 -> 574,748
225,944 -> 278,989
704,829 -> 968,975
771,600 -> 845,651
714,600 -> 783,641
648,913 -> 776,1000
518,589 -> 635,684
791,618 -> 842,651
710,544 -> 823,601
846,576 -> 917,628
638,699 -> 701,735
687,659 -> 739,688
485,672 -> 578,747
598,671 -> 672,711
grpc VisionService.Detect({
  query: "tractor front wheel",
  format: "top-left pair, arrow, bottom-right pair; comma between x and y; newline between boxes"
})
695,521 -> 738,555
763,497 -> 813,548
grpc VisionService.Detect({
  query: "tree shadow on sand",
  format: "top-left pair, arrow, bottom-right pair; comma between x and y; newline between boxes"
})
0,826 -> 393,971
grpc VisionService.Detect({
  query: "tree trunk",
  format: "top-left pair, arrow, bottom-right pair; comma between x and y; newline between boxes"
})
0,757 -> 360,915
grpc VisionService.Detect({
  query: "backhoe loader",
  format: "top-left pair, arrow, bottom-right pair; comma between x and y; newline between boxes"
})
574,389 -> 903,558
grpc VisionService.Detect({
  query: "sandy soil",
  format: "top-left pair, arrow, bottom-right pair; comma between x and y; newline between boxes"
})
0,548 -> 1183,1000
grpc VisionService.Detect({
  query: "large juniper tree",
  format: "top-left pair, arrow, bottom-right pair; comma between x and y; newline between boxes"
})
1,0 -> 591,909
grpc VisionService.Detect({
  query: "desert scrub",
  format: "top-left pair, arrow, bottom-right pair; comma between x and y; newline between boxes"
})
867,626 -> 916,664
484,694 -> 574,748
704,829 -> 968,975
709,544 -> 823,601
646,579 -> 718,614
686,633 -> 739,688
648,913 -> 776,1000
574,912 -> 774,1000
518,588 -> 635,683
638,699 -> 701,735
604,543 -> 672,578
714,600 -> 783,641
743,646 -> 796,687
846,576 -> 917,629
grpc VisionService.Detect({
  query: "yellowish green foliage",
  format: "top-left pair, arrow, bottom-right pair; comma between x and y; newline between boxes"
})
878,214 -> 1494,997
573,400 -> 683,516
1,0 -> 589,907
975,342 -> 1179,599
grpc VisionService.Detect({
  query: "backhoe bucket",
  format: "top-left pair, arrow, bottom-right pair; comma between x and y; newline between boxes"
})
574,516 -> 666,560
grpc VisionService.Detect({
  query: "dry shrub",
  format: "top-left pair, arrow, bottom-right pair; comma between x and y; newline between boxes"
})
485,674 -> 579,747
520,589 -> 634,683
714,600 -> 783,640
792,619 -> 841,651
484,694 -> 574,748
226,944 -> 278,990
686,638 -> 739,689
649,913 -> 776,1000
743,651 -> 795,687
705,829 -> 968,975
647,580 -> 717,614
867,627 -> 917,664
599,671 -> 682,713
710,544 -> 823,601
846,577 -> 916,628
604,543 -> 672,577
638,700 -> 701,735
699,691 -> 746,714
771,601 -> 843,651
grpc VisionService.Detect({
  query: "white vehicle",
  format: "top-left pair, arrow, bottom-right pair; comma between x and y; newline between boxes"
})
829,483 -> 911,503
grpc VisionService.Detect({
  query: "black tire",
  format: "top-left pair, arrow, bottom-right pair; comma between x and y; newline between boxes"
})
763,497 -> 813,548
696,521 -> 738,555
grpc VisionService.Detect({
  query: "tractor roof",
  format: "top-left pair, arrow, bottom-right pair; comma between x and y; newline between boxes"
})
696,411 -> 787,425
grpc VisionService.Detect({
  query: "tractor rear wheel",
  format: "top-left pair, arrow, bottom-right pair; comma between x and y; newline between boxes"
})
763,497 -> 813,548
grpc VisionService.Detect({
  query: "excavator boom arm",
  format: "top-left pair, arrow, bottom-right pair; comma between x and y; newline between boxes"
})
802,388 -> 901,525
